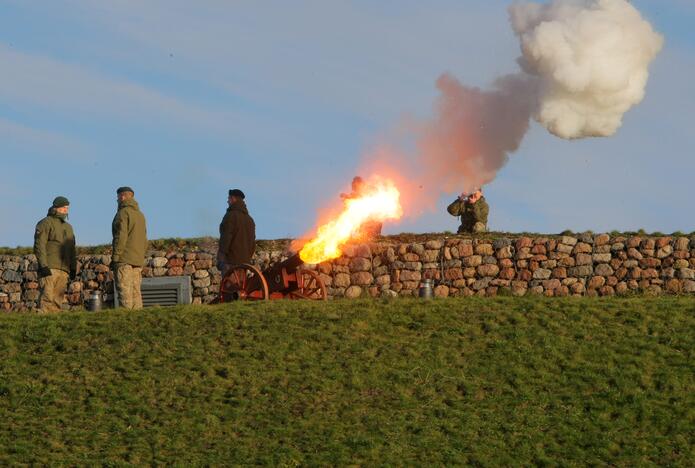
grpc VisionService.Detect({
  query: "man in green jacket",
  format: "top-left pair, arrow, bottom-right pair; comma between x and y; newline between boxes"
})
33,196 -> 77,312
447,188 -> 489,234
217,189 -> 256,275
111,186 -> 148,309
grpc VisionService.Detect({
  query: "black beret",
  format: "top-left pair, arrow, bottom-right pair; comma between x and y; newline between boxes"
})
228,189 -> 245,199
116,186 -> 134,195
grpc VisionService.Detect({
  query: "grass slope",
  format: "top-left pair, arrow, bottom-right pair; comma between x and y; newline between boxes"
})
1,298 -> 693,465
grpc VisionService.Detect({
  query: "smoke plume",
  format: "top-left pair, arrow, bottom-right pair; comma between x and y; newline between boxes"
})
417,73 -> 537,194
396,0 -> 663,195
510,0 -> 664,139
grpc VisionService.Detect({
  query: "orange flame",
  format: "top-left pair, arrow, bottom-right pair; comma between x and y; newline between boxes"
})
299,178 -> 402,264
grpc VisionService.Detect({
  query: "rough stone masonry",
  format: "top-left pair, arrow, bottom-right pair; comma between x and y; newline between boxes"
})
1,233 -> 695,311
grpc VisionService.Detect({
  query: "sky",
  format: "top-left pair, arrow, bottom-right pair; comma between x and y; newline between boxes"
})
1,0 -> 694,247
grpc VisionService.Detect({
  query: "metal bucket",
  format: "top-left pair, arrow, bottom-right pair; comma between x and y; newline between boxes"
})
85,291 -> 102,312
419,279 -> 433,299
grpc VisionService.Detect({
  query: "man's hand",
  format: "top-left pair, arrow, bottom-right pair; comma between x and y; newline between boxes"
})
38,266 -> 52,278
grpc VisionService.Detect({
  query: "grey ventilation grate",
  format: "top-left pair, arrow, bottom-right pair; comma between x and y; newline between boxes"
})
114,276 -> 192,308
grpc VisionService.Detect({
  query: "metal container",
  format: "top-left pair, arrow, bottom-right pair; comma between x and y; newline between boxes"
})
86,291 -> 102,312
419,279 -> 433,299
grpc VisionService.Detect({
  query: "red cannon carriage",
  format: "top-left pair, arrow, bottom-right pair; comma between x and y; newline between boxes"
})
218,253 -> 327,301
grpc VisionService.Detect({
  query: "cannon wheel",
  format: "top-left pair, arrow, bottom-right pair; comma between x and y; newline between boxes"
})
288,269 -> 328,300
219,264 -> 269,302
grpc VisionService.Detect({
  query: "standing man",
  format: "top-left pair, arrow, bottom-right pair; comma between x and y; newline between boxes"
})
217,189 -> 256,275
447,188 -> 489,233
111,186 -> 147,309
34,196 -> 77,312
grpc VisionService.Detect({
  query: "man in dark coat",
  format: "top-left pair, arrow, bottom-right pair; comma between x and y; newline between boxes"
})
217,189 -> 256,275
33,196 -> 77,312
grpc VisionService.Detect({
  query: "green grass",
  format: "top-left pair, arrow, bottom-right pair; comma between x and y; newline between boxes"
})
1,297 -> 693,465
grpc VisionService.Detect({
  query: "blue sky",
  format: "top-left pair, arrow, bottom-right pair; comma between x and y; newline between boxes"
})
1,0 -> 694,247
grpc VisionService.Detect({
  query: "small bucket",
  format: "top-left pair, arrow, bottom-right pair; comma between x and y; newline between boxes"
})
419,279 -> 433,299
86,291 -> 102,312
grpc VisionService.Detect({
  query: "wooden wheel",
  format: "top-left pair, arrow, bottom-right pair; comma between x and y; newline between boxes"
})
219,264 -> 268,302
288,269 -> 328,300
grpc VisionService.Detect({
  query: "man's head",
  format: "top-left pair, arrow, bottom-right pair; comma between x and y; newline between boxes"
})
116,186 -> 135,203
468,188 -> 483,203
52,196 -> 70,215
228,188 -> 246,206
462,188 -> 482,203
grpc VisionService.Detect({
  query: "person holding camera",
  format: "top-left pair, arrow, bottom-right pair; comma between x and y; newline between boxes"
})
447,188 -> 489,234
33,196 -> 77,312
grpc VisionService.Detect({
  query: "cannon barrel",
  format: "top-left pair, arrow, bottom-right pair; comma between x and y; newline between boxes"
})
278,252 -> 304,273
262,253 -> 305,294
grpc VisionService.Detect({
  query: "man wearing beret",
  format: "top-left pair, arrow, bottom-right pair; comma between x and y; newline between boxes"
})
33,196 -> 77,312
111,186 -> 148,309
217,189 -> 256,275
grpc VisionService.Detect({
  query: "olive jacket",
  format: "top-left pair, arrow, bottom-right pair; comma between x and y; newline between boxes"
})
33,210 -> 77,273
112,198 -> 148,267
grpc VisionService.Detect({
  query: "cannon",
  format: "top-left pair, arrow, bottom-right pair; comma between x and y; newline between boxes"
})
218,253 -> 328,301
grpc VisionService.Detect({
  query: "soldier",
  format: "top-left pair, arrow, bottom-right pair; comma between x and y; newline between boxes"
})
111,186 -> 148,309
33,196 -> 77,312
340,176 -> 383,239
447,188 -> 489,234
217,189 -> 256,275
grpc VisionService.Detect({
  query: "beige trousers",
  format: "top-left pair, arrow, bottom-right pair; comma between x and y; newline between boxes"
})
116,264 -> 143,309
39,269 -> 69,312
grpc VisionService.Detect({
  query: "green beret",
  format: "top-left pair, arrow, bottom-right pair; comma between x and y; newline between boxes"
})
52,196 -> 70,208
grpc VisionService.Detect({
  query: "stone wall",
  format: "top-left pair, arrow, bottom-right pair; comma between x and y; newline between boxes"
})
2,233 -> 695,311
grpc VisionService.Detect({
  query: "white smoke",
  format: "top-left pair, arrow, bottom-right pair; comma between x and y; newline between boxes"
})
365,0 -> 663,202
510,0 -> 664,138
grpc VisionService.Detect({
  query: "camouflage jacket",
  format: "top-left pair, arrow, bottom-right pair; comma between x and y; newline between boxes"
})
447,196 -> 489,232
